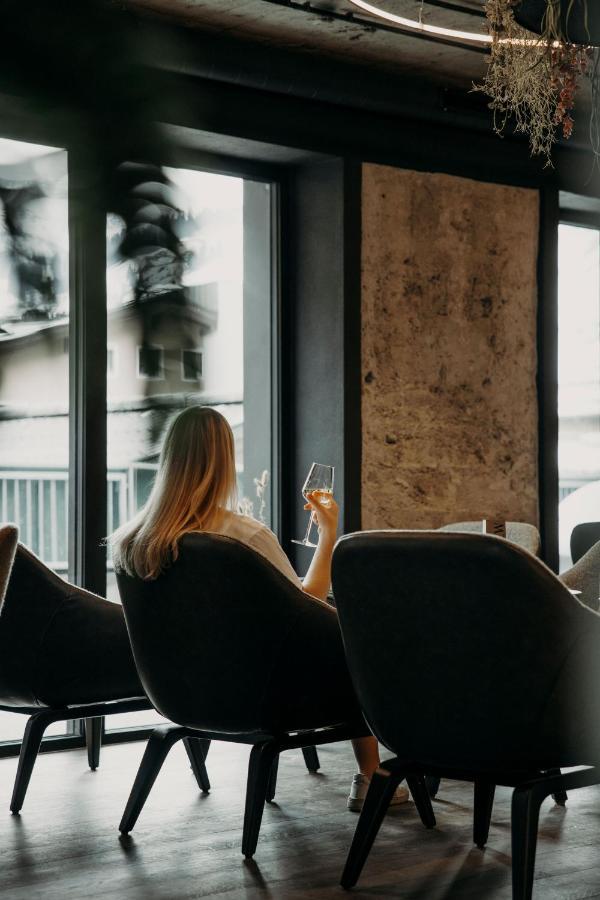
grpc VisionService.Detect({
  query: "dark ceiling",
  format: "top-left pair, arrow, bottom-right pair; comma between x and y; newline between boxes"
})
125,0 -> 490,89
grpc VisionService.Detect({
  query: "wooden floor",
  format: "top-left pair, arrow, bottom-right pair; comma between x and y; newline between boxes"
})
0,739 -> 599,900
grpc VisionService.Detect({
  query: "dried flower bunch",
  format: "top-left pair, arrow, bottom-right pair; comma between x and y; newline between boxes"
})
478,0 -> 595,164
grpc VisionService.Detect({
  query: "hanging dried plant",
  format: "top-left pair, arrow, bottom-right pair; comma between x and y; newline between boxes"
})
476,0 -> 593,165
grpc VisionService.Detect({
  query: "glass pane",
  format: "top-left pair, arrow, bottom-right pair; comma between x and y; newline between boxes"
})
0,136 -> 70,741
558,223 -> 600,572
105,167 -> 274,731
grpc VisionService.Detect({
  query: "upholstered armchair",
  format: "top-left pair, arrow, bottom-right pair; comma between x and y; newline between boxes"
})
332,530 -> 600,900
560,540 -> 600,612
116,532 -> 371,858
439,520 -> 541,556
0,525 -> 151,813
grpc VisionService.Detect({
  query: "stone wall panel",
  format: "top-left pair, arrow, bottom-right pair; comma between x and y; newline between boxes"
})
361,164 -> 539,530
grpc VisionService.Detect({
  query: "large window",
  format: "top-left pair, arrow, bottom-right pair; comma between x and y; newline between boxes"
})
0,136 -> 71,742
557,222 -> 600,571
0,136 -> 279,750
105,168 -> 276,732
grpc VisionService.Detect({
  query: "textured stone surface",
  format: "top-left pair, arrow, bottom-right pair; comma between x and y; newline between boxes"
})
361,164 -> 540,530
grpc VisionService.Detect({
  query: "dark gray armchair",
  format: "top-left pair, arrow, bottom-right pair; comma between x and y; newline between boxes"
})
116,532 -> 372,858
332,530 -> 600,900
0,524 -> 150,813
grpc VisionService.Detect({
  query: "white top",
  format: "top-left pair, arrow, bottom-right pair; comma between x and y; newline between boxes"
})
207,511 -> 304,591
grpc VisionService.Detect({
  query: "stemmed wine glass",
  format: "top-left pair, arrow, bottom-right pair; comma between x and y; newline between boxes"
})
291,462 -> 334,548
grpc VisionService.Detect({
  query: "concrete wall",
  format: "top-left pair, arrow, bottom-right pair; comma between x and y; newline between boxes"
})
361,164 -> 540,529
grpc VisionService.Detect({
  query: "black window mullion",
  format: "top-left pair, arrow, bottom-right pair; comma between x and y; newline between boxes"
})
68,152 -> 108,596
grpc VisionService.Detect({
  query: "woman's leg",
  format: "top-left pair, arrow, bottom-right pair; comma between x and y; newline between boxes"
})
351,736 -> 380,778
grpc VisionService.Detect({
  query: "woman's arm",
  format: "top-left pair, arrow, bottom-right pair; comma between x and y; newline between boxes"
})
301,491 -> 339,602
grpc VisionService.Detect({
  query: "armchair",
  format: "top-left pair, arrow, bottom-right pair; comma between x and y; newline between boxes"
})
0,525 -> 151,813
561,540 -> 600,612
332,530 -> 600,900
116,532 -> 369,858
439,520 -> 541,556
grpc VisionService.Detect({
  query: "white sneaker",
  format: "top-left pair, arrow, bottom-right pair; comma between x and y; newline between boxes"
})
347,773 -> 410,812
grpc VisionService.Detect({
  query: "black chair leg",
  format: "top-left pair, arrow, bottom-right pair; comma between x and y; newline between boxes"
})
406,774 -> 436,829
511,785 -> 543,900
547,768 -> 567,805
85,716 -> 103,771
119,725 -> 189,834
425,775 -> 441,798
341,764 -> 404,889
302,745 -> 320,772
197,738 -> 211,762
242,741 -> 279,859
473,780 -> 496,849
266,755 -> 279,803
11,712 -> 54,814
183,737 -> 210,793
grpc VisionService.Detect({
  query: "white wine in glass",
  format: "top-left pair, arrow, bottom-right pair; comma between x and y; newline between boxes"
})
291,462 -> 335,548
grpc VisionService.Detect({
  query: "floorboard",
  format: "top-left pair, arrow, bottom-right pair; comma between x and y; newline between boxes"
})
0,740 -> 598,899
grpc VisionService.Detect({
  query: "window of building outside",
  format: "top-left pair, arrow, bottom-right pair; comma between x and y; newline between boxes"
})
0,136 -> 72,743
182,348 -> 202,381
557,222 -> 600,572
137,345 -> 164,379
105,167 -> 276,731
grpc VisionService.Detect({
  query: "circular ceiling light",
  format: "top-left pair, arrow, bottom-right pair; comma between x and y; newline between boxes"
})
347,0 -> 492,45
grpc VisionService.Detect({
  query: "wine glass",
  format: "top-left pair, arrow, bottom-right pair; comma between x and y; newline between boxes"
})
291,462 -> 334,548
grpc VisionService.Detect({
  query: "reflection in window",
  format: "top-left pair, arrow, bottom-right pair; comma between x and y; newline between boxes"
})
558,223 -> 600,571
0,136 -> 70,742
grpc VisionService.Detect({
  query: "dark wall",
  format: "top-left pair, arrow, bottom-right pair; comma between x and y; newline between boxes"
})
285,159 -> 361,572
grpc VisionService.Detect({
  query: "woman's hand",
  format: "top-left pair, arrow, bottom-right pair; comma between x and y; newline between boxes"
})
304,490 -> 339,545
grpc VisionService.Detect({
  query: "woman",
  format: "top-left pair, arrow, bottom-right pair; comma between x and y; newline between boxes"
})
111,405 -> 407,811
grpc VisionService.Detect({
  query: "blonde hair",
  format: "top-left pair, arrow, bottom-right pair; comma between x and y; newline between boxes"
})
110,406 -> 237,580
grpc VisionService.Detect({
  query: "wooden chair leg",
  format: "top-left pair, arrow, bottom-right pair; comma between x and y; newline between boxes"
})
425,775 -> 441,798
183,737 -> 210,793
341,764 -> 404,889
406,774 -> 436,829
547,768 -> 568,805
511,785 -> 543,900
302,745 -> 320,772
242,741 -> 279,859
266,755 -> 279,803
85,716 -> 103,771
11,712 -> 54,814
119,725 -> 189,834
473,780 -> 496,849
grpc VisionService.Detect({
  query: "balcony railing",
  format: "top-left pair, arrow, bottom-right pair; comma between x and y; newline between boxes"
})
0,469 -> 129,574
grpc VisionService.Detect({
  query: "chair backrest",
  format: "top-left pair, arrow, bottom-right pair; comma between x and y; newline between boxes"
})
439,521 -> 541,556
332,531 -> 600,771
560,540 -> 600,612
571,522 -> 600,565
0,542 -> 143,708
116,533 -> 360,735
0,525 -> 18,611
